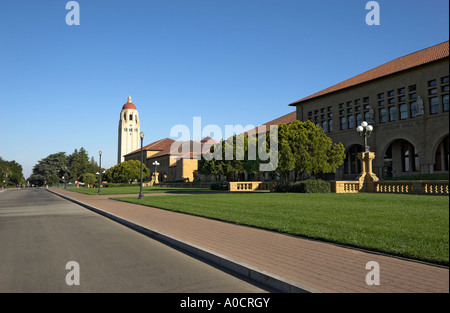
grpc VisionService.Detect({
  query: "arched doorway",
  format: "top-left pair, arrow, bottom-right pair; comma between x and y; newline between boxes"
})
343,144 -> 364,179
434,135 -> 449,172
383,139 -> 419,178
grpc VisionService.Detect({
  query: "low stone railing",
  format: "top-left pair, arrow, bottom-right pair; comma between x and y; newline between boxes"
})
375,181 -> 415,194
419,181 -> 448,195
331,181 -> 361,193
332,180 -> 448,195
229,181 -> 272,192
375,181 -> 449,195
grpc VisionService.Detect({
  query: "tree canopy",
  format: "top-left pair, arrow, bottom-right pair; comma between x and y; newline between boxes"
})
0,157 -> 25,187
274,120 -> 345,181
199,120 -> 345,182
28,148 -> 100,186
104,160 -> 150,183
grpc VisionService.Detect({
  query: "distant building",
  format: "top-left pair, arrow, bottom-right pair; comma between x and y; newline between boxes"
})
117,96 -> 141,164
124,137 -> 217,182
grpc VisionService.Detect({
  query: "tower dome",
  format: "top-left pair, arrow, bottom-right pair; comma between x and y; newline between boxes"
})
122,96 -> 137,110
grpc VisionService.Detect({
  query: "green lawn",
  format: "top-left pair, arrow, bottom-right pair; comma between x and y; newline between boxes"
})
64,186 -> 213,195
113,193 -> 449,265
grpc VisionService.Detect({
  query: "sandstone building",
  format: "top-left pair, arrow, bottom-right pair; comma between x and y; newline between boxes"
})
288,41 -> 449,179
250,41 -> 449,180
124,137 -> 216,182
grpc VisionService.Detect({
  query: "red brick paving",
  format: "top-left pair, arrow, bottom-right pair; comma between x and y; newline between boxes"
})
50,189 -> 449,293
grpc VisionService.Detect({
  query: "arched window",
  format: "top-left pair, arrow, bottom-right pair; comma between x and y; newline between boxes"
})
401,141 -> 419,172
383,139 -> 420,178
344,145 -> 363,175
434,136 -> 449,171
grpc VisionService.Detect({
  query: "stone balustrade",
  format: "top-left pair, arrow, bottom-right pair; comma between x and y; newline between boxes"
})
331,181 -> 361,193
422,181 -> 449,195
375,181 -> 415,194
229,181 -> 272,192
332,180 -> 448,195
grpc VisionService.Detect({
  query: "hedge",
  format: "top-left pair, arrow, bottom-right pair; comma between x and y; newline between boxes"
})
273,179 -> 330,193
210,182 -> 229,191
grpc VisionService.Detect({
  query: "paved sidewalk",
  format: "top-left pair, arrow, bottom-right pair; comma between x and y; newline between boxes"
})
48,188 -> 448,293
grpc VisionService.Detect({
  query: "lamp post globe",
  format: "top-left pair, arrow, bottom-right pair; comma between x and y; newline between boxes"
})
356,121 -> 373,153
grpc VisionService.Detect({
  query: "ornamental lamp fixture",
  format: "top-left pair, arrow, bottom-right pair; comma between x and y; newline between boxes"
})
356,121 -> 374,153
152,161 -> 160,172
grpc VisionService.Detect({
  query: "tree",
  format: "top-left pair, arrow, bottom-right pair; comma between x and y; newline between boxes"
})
272,120 -> 345,181
28,152 -> 68,186
79,173 -> 97,185
106,160 -> 150,183
87,156 -> 99,174
67,148 -> 90,181
0,157 -> 25,187
199,136 -> 247,182
199,120 -> 345,182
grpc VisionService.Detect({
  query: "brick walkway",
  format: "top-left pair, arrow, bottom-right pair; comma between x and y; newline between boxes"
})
48,189 -> 449,293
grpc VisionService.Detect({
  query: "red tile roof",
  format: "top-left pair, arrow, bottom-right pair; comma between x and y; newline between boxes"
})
289,41 -> 449,106
245,111 -> 297,135
166,139 -> 218,160
124,138 -> 175,156
125,137 -> 218,160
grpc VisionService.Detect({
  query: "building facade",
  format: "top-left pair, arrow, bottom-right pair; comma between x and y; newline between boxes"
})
289,41 -> 449,180
124,137 -> 216,182
117,96 -> 141,164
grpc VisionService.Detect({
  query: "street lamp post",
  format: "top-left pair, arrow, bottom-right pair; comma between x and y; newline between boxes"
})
152,161 -> 160,184
138,132 -> 145,200
355,121 -> 379,192
356,121 -> 374,153
98,151 -> 102,194
152,161 -> 160,174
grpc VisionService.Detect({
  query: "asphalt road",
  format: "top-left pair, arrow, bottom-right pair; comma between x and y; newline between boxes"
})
0,188 -> 268,293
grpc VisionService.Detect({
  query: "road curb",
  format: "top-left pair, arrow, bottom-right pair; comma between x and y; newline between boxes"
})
47,189 -> 321,293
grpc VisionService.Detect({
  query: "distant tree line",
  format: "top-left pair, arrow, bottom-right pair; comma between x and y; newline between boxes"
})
28,148 -> 151,186
28,148 -> 101,186
0,157 -> 25,187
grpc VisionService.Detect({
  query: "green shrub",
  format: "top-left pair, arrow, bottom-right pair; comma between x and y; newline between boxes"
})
272,181 -> 292,193
211,182 -> 229,191
273,179 -> 330,193
298,179 -> 330,193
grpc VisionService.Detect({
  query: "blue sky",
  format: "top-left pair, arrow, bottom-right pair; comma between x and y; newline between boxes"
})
0,0 -> 448,178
